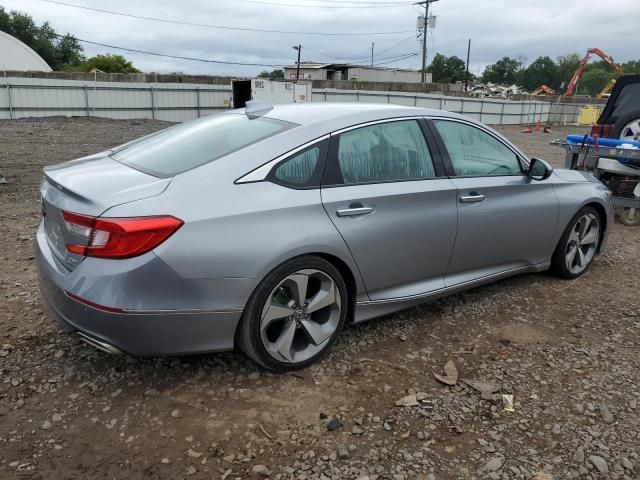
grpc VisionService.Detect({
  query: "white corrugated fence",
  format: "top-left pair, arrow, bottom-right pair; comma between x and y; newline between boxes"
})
1,76 -> 588,125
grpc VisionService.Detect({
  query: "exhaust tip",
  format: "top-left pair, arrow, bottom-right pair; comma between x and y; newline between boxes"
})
77,332 -> 124,355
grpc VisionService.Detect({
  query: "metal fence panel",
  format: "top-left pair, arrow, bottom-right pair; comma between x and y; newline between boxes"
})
0,77 -> 592,125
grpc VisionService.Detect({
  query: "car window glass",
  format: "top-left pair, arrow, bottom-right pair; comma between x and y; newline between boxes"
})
111,113 -> 294,177
433,120 -> 522,176
336,120 -> 435,185
273,146 -> 320,186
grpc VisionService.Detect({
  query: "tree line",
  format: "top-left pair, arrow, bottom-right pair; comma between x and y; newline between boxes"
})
428,52 -> 640,96
2,5 -> 636,96
0,6 -> 139,73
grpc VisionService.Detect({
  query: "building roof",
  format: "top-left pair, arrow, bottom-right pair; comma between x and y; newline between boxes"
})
0,31 -> 52,71
284,62 -> 419,73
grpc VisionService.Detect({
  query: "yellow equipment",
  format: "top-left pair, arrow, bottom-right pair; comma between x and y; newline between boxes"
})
597,79 -> 616,98
577,105 -> 602,125
532,85 -> 556,95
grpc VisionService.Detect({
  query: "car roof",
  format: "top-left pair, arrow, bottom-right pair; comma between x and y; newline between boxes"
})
237,102 -> 466,130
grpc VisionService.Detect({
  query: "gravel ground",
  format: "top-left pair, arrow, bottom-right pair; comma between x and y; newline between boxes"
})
0,118 -> 639,480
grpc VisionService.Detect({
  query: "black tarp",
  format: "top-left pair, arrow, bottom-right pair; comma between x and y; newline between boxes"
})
598,75 -> 640,125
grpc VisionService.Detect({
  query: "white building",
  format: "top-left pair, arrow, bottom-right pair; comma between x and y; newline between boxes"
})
0,31 -> 52,71
284,63 -> 429,83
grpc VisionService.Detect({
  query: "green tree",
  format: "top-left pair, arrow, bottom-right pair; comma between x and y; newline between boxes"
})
621,60 -> 640,74
518,56 -> 559,91
481,57 -> 522,85
258,69 -> 284,80
73,54 -> 140,74
577,69 -> 617,96
428,53 -> 467,83
0,6 -> 84,70
556,53 -> 581,89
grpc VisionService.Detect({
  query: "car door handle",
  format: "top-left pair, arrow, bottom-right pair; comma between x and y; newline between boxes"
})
336,204 -> 375,217
459,193 -> 486,203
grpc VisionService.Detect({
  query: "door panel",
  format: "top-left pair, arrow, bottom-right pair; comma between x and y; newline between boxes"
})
320,119 -> 458,301
321,180 -> 458,300
428,118 -> 559,286
444,176 -> 558,286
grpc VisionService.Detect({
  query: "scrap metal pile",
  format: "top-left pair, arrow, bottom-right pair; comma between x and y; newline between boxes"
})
465,82 -> 528,98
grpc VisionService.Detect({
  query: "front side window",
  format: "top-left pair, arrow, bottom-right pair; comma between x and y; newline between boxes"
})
111,113 -> 294,177
332,120 -> 435,185
433,120 -> 522,177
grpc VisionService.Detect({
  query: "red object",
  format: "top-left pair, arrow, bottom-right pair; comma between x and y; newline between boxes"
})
543,127 -> 552,133
590,124 -> 614,137
521,127 -> 532,133
564,48 -> 624,97
62,211 -> 183,259
65,290 -> 124,313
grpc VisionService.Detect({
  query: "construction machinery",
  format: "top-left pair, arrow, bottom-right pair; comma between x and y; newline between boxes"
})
597,78 -> 617,98
563,48 -> 624,97
553,75 -> 640,225
532,84 -> 556,95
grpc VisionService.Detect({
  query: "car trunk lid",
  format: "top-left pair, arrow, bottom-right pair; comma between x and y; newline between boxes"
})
41,154 -> 171,270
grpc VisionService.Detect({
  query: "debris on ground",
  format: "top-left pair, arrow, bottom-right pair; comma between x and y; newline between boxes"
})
0,119 -> 638,479
433,359 -> 458,385
502,394 -> 515,412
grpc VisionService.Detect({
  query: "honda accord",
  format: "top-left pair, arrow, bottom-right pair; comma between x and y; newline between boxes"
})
36,102 -> 613,370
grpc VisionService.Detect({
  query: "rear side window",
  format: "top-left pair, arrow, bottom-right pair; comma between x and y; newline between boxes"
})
111,114 -> 294,177
271,141 -> 327,188
433,120 -> 522,177
331,120 -> 435,185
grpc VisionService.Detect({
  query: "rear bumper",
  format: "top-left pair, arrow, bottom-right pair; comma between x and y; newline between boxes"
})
35,224 -> 244,356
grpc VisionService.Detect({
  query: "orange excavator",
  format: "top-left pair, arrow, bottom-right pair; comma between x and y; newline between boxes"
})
563,48 -> 624,96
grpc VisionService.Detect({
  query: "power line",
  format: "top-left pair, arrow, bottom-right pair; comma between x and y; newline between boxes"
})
372,53 -> 418,66
56,33 -> 417,69
284,0 -> 412,4
42,0 -> 414,36
55,34 -> 287,67
304,35 -> 415,62
235,0 -> 414,8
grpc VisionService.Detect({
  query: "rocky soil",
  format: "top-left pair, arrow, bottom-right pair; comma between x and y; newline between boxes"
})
0,118 -> 639,480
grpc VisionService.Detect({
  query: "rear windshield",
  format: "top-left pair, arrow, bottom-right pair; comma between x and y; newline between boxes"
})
110,113 -> 295,177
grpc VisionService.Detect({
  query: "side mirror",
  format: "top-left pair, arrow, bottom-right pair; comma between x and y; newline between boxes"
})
528,157 -> 553,181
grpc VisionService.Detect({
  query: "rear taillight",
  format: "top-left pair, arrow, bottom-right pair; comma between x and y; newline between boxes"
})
62,211 -> 183,259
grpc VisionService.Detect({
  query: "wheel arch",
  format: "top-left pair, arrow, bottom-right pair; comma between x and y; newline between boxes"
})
583,201 -> 608,252
313,252 -> 357,323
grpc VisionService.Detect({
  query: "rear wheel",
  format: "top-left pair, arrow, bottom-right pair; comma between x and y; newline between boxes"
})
237,256 -> 348,371
551,207 -> 601,278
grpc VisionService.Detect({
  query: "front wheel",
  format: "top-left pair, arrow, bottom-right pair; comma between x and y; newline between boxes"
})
237,256 -> 348,371
551,207 -> 601,279
619,208 -> 640,226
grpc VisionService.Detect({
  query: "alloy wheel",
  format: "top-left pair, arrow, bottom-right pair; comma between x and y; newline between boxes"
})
620,119 -> 640,141
564,213 -> 600,275
260,269 -> 342,364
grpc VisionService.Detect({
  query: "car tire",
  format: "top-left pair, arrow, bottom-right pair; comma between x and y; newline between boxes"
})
237,255 -> 348,372
551,206 -> 602,279
611,111 -> 640,140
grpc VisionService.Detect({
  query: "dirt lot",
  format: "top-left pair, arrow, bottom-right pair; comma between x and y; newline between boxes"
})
0,118 -> 639,480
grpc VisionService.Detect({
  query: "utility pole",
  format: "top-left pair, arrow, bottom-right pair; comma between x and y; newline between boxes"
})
415,0 -> 439,83
464,38 -> 471,92
292,45 -> 302,82
371,42 -> 374,67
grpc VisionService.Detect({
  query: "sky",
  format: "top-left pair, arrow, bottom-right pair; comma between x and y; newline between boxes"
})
1,0 -> 639,77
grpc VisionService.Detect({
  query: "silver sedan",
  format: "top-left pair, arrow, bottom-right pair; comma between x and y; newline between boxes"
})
36,102 -> 613,370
